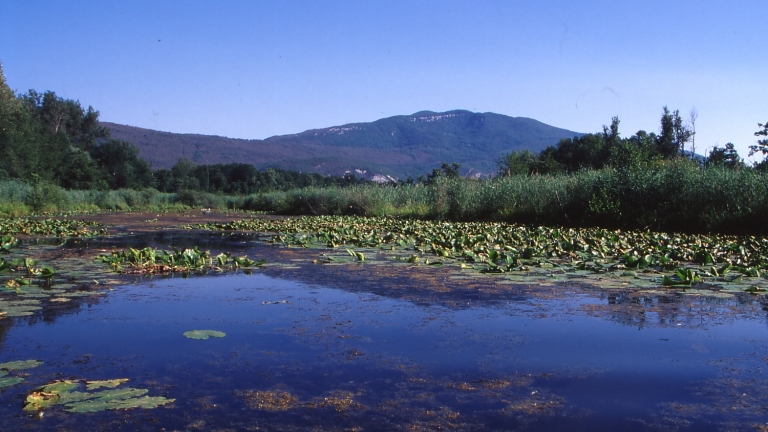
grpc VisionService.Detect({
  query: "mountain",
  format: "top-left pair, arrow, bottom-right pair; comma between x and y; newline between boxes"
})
102,110 -> 581,179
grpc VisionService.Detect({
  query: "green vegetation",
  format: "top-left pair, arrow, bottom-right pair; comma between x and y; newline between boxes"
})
3,60 -> 768,239
183,330 -> 226,340
153,159 -> 370,195
0,359 -> 42,389
99,247 -> 265,274
188,215 -> 768,292
188,216 -> 768,270
0,62 -> 368,216
24,379 -> 174,413
0,218 -> 105,237
217,163 -> 768,234
496,110 -> 749,175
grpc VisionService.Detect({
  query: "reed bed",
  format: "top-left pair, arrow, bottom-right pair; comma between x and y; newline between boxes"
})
2,162 -> 767,234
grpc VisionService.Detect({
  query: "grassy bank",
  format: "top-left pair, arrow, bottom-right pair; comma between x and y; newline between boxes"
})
239,163 -> 768,234
0,180 -> 190,216
3,162 -> 768,235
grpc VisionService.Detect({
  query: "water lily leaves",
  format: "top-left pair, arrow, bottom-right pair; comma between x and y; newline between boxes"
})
0,235 -> 20,253
184,215 -> 768,296
43,380 -> 81,394
0,377 -> 25,388
67,395 -> 172,413
0,218 -> 105,237
0,359 -> 42,389
346,249 -> 365,261
101,247 -> 265,274
0,299 -> 42,317
0,359 -> 43,371
24,379 -> 174,413
183,330 -> 226,340
86,378 -> 129,390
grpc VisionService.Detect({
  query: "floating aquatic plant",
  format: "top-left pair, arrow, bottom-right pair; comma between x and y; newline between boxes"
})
100,246 -> 265,274
0,218 -> 105,237
0,235 -> 20,253
187,215 -> 768,293
24,379 -> 174,413
0,359 -> 42,389
183,330 -> 226,340
0,257 -> 57,288
0,299 -> 42,317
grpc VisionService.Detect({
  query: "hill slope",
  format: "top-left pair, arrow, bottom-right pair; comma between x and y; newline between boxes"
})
103,110 -> 581,179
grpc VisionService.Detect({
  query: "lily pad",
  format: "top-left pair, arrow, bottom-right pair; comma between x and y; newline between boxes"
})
24,379 -> 174,413
0,377 -> 25,388
183,330 -> 226,340
86,378 -> 130,390
0,359 -> 43,371
67,395 -> 173,413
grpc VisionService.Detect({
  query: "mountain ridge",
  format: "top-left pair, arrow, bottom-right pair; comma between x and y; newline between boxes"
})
102,110 -> 582,179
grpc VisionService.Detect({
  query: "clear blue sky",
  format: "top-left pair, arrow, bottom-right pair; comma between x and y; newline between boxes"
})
1,1 -> 765,159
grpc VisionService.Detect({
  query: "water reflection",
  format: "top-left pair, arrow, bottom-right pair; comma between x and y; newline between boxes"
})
2,230 -> 768,430
0,270 -> 767,430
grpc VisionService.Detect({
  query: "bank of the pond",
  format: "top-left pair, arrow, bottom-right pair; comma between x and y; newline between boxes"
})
3,162 -> 768,235
236,165 -> 768,235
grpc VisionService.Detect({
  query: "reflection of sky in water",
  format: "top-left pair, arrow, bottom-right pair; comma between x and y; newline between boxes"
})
1,272 -> 767,430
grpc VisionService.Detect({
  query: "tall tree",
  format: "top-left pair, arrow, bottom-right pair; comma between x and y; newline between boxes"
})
20,90 -> 109,152
656,106 -> 677,158
673,109 -> 693,158
0,62 -> 17,110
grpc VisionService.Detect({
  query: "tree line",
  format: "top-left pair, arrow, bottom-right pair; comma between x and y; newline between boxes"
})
497,108 -> 767,176
0,62 -> 368,194
152,158 -> 369,194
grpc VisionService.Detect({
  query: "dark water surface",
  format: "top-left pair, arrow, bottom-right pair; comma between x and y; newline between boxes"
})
1,235 -> 768,430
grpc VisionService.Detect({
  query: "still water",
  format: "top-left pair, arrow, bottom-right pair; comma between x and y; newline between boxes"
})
2,257 -> 768,430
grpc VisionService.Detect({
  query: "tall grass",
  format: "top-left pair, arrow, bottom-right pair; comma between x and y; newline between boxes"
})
239,162 -> 768,234
0,182 -> 224,216
2,162 -> 768,234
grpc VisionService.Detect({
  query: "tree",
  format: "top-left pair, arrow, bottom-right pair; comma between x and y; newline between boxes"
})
56,146 -> 105,189
19,90 -> 109,152
0,62 -> 18,111
497,150 -> 536,176
655,106 -> 692,159
609,130 -> 655,170
91,139 -> 152,189
602,116 -> 621,149
170,157 -> 199,191
656,106 -> 677,158
673,109 -> 693,158
427,162 -> 460,183
749,121 -> 768,160
706,143 -> 743,169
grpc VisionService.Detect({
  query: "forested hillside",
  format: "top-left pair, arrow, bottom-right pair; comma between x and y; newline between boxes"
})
0,62 -> 369,196
104,111 -> 581,179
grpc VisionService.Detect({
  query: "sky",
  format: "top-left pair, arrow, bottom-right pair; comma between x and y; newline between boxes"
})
1,0 -> 766,159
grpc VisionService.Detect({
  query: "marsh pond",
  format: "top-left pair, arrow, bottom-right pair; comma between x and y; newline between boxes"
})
1,211 -> 768,431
